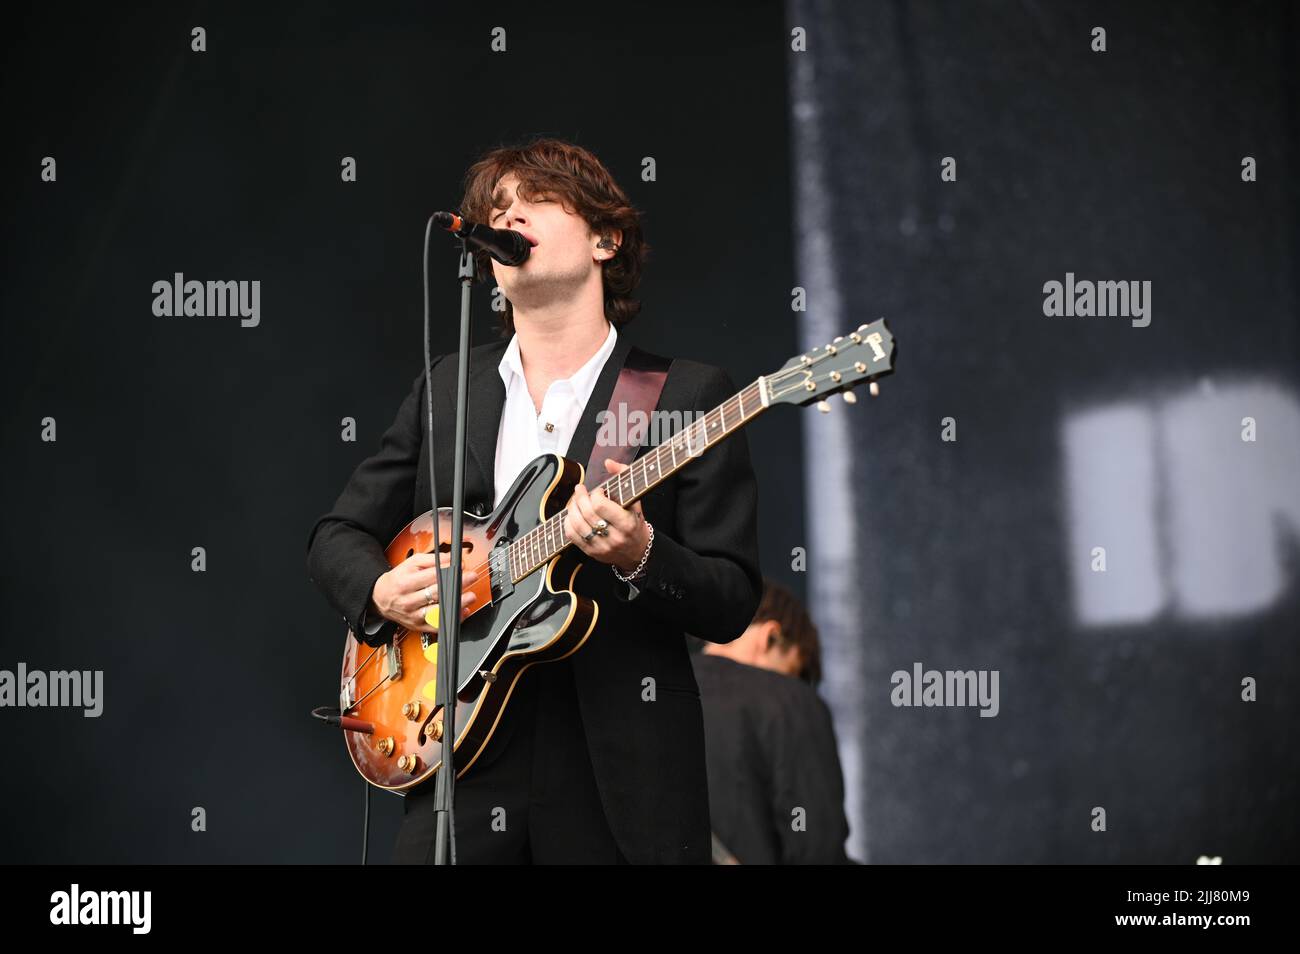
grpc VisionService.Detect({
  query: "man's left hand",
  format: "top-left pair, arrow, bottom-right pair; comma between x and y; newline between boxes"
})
564,458 -> 650,574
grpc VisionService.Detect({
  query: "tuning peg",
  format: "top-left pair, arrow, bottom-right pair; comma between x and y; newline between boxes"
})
869,381 -> 880,397
816,400 -> 831,413
842,390 -> 857,404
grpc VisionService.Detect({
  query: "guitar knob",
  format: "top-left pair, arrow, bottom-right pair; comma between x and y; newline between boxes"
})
869,381 -> 880,397
842,390 -> 857,404
397,754 -> 420,775
375,736 -> 395,756
402,701 -> 422,721
816,400 -> 831,413
428,720 -> 444,742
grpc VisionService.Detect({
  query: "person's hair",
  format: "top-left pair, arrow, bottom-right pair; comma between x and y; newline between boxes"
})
457,137 -> 650,337
753,579 -> 823,687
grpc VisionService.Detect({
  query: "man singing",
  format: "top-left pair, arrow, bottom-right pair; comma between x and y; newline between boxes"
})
306,137 -> 762,863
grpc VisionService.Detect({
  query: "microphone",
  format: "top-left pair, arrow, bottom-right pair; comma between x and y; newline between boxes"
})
433,211 -> 531,267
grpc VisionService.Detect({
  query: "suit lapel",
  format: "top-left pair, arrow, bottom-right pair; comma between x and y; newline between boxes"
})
453,337 -> 509,507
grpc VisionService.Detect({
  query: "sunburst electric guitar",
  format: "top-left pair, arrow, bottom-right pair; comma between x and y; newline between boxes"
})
339,319 -> 896,791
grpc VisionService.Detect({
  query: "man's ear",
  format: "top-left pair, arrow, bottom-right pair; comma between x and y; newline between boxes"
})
762,620 -> 782,652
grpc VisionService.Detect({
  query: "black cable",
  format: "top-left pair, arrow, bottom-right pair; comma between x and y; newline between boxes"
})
422,215 -> 456,863
362,780 -> 370,865
311,706 -> 372,863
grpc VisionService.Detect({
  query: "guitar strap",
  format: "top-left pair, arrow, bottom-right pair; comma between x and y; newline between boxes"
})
583,345 -> 671,490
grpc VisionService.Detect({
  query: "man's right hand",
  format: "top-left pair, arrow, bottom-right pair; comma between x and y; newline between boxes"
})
370,552 -> 479,634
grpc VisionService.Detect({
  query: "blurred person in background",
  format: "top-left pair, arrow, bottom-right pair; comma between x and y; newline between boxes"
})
689,578 -> 856,863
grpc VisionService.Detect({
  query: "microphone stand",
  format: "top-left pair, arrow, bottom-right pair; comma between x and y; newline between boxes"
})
421,216 -> 477,866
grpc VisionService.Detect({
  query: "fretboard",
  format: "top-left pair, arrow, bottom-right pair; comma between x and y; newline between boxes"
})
506,378 -> 768,582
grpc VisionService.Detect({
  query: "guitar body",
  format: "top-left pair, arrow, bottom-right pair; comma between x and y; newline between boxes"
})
339,452 -> 598,792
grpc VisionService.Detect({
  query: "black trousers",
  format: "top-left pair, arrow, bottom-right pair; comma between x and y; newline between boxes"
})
391,657 -> 629,864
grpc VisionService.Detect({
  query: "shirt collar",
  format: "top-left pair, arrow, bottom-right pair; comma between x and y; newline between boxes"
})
498,321 -> 618,407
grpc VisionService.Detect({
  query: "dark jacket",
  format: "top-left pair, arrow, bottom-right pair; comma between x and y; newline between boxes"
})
691,652 -> 854,864
306,331 -> 763,863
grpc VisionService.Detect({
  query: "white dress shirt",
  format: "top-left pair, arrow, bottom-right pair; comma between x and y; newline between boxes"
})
493,321 -> 618,507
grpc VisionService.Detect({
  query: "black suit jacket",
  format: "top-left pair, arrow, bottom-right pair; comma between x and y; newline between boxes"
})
306,330 -> 763,863
690,653 -> 854,864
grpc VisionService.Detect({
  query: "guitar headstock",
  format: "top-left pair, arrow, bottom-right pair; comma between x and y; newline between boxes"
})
763,319 -> 896,411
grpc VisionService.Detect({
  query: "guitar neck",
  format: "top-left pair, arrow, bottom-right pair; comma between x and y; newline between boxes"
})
509,377 -> 770,582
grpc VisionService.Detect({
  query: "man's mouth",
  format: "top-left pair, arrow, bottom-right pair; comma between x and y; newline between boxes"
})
519,232 -> 539,247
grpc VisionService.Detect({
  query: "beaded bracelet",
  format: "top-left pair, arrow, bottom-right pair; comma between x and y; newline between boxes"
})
611,520 -> 655,583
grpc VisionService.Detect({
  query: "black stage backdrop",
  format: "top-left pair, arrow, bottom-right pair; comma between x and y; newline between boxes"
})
1,1 -> 802,862
2,0 -> 1296,865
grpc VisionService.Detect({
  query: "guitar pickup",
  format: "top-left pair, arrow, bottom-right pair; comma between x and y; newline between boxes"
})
488,543 -> 514,601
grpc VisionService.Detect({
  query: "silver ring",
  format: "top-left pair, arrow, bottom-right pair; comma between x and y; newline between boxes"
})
423,586 -> 435,604
582,529 -> 597,543
593,519 -> 608,533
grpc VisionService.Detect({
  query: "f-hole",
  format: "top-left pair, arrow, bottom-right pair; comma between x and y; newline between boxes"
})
406,541 -> 474,559
433,540 -> 474,557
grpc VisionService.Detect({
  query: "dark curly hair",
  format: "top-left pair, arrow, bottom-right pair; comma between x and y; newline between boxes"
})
457,137 -> 650,337
753,579 -> 823,687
